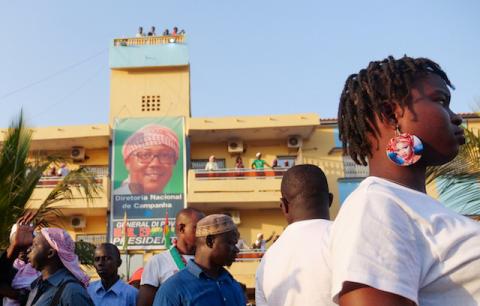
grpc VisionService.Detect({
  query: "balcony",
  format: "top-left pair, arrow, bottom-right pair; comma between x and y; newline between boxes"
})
113,35 -> 186,47
343,156 -> 369,178
28,176 -> 109,215
109,35 -> 189,69
187,168 -> 287,209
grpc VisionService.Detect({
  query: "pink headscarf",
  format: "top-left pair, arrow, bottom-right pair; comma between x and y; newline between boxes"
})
12,259 -> 40,288
40,228 -> 90,287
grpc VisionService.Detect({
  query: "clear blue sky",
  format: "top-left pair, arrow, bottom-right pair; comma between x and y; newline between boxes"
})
0,0 -> 479,127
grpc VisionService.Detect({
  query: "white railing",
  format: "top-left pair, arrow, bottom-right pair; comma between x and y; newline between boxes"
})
194,168 -> 288,180
235,249 -> 265,262
36,175 -> 105,188
343,157 -> 369,178
113,35 -> 186,47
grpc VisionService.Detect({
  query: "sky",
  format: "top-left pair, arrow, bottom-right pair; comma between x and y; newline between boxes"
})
0,0 -> 479,128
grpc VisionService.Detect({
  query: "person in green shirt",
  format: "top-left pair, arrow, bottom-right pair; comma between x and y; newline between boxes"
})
251,152 -> 271,169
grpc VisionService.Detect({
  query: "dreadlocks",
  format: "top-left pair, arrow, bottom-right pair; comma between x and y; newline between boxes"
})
338,55 -> 454,166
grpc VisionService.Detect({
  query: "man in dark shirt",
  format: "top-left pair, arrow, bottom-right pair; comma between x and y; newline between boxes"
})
26,228 -> 93,306
153,214 -> 245,306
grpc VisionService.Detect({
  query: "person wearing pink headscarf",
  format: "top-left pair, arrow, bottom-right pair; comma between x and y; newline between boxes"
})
115,124 -> 180,195
26,228 -> 93,306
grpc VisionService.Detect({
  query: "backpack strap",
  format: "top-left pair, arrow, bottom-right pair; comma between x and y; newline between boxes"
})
49,280 -> 81,306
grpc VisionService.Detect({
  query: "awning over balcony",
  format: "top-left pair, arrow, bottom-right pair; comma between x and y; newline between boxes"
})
187,113 -> 319,143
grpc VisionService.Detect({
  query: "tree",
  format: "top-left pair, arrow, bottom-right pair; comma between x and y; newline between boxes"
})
426,127 -> 480,216
0,112 -> 102,250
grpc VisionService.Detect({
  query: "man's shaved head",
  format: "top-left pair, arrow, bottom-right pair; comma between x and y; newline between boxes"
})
280,164 -> 332,223
175,207 -> 205,255
175,207 -> 205,230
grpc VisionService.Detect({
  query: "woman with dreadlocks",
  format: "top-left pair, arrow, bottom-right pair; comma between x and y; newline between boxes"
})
330,56 -> 480,306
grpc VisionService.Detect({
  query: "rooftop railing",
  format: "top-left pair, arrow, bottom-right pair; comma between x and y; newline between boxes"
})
193,168 -> 288,180
113,35 -> 186,47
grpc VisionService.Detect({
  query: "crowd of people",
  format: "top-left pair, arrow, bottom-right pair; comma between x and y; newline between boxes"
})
1,55 -> 480,305
136,26 -> 186,38
203,153 -> 290,171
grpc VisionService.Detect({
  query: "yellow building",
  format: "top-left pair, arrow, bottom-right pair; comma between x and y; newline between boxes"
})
9,35 -> 480,287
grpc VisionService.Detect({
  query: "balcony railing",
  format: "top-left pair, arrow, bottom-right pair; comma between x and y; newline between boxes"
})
343,157 -> 369,178
113,35 -> 186,47
194,168 -> 288,180
235,249 -> 264,262
36,176 -> 104,188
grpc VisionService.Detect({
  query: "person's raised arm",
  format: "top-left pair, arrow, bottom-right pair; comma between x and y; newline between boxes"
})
6,212 -> 35,261
264,231 -> 275,243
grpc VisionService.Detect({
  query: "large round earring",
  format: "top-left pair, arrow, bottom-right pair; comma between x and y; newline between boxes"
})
386,126 -> 423,166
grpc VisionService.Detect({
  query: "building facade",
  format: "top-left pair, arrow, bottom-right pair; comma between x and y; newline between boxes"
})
10,34 -> 480,287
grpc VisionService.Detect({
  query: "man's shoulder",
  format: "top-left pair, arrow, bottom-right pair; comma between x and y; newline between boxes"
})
61,279 -> 92,304
87,280 -> 101,291
115,279 -> 138,295
148,250 -> 174,266
159,269 -> 192,291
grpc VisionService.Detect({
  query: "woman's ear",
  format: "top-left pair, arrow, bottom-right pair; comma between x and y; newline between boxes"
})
378,101 -> 401,130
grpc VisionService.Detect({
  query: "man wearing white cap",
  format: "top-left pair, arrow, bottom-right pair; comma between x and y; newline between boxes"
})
152,214 -> 245,306
115,124 -> 180,195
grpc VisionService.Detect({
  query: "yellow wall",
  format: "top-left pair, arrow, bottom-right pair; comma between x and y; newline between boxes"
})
109,66 -> 190,123
301,126 -> 344,217
234,209 -> 286,247
62,215 -> 108,240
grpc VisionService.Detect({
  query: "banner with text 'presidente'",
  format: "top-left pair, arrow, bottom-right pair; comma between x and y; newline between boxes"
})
110,117 -> 186,250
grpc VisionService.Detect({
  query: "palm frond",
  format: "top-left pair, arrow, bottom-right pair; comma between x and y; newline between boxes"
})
0,112 -> 104,249
426,127 -> 480,215
34,167 -> 102,227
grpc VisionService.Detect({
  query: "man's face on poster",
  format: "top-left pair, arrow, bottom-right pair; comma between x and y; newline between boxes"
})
125,144 -> 177,194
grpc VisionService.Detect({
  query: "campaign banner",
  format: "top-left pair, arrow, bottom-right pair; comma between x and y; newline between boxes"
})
110,117 -> 186,250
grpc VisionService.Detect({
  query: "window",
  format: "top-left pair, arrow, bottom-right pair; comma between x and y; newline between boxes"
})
141,95 -> 161,112
191,159 -> 226,170
337,178 -> 364,206
276,156 -> 296,168
76,234 -> 106,246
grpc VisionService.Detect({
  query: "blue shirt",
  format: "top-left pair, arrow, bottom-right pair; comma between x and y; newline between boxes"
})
153,259 -> 246,306
87,278 -> 138,306
26,268 -> 94,306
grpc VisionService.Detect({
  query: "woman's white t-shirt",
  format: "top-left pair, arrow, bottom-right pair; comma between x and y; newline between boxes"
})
331,176 -> 480,306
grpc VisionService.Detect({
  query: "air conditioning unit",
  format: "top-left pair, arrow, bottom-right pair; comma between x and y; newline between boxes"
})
227,140 -> 244,153
287,136 -> 303,148
71,146 -> 85,161
70,216 -> 86,229
227,211 -> 241,225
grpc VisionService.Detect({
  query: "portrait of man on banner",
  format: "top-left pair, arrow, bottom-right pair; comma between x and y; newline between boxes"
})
111,117 -> 185,250
114,123 -> 181,195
